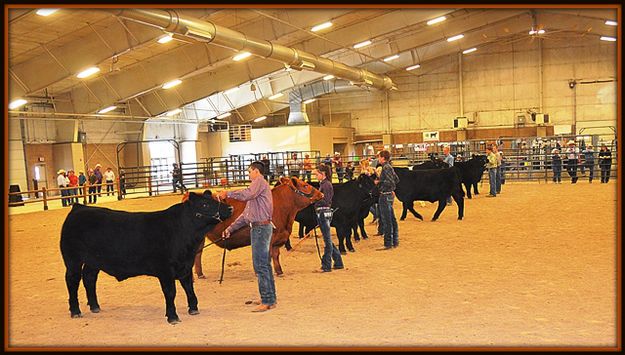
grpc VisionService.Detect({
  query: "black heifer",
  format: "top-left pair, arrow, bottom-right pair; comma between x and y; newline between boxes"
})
287,174 -> 377,254
394,167 -> 465,221
412,159 -> 449,170
454,155 -> 488,199
59,190 -> 233,324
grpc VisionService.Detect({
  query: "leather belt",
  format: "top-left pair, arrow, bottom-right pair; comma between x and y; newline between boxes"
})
381,191 -> 393,194
250,220 -> 271,227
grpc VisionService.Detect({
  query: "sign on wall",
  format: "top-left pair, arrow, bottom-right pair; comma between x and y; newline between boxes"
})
422,131 -> 439,142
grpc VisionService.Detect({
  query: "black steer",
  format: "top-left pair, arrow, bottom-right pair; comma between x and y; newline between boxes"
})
60,190 -> 232,324
454,155 -> 488,199
394,167 -> 465,221
411,159 -> 449,170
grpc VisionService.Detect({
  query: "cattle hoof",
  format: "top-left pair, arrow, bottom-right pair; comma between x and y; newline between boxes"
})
340,251 -> 347,255
362,236 -> 368,240
349,248 -> 355,253
400,218 -> 406,221
417,217 -> 423,221
188,309 -> 200,316
70,313 -> 82,318
89,306 -> 100,313
167,317 -> 181,324
458,217 -> 463,220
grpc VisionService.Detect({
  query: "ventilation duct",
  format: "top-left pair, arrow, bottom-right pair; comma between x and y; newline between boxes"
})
112,9 -> 397,91
287,79 -> 365,125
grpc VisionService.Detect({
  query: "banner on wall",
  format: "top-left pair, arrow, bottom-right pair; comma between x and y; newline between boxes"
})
414,143 -> 429,152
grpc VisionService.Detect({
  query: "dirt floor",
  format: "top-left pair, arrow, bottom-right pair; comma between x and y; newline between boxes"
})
6,180 -> 619,349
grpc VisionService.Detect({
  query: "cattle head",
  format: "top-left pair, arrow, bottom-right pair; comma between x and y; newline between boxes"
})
473,154 -> 489,167
279,176 -> 323,205
185,190 -> 233,225
356,173 -> 378,197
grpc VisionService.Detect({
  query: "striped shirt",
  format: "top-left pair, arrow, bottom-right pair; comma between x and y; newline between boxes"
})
378,162 -> 399,193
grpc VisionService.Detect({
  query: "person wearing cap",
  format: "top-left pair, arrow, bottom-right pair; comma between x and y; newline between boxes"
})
87,169 -> 98,204
93,164 -> 103,196
375,150 -> 400,250
551,148 -> 563,184
57,169 -> 69,207
492,144 -> 503,194
260,155 -> 271,182
313,164 -> 344,272
119,169 -> 126,197
286,153 -> 301,179
582,144 -> 595,183
485,145 -> 498,197
598,144 -> 612,183
218,161 -> 276,312
333,153 -> 345,183
564,140 -> 579,184
302,154 -> 313,183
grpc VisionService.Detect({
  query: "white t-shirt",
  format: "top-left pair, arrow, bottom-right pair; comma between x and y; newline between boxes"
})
104,170 -> 115,181
57,174 -> 66,187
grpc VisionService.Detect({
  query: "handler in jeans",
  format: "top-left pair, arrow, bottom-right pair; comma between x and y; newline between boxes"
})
219,161 -> 277,312
486,145 -> 498,197
376,150 -> 400,250
313,164 -> 344,273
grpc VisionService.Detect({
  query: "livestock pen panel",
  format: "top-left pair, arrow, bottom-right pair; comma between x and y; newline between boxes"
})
6,181 -> 618,349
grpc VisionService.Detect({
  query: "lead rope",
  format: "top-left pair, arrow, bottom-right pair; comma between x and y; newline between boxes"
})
313,227 -> 322,261
219,237 -> 227,284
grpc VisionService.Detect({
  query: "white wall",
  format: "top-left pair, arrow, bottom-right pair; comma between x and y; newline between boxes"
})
202,125 -> 312,157
8,120 -> 28,191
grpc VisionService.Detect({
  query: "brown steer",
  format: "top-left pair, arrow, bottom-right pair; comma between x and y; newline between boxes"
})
188,177 -> 323,276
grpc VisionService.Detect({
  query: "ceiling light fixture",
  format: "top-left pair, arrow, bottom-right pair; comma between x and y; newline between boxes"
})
600,36 -> 616,42
311,21 -> 333,32
426,16 -> 446,25
165,108 -> 182,117
303,99 -> 316,104
406,64 -> 421,71
323,75 -> 335,80
98,106 -> 117,114
76,66 -> 100,79
162,79 -> 182,89
217,112 -> 232,119
268,93 -> 284,100
353,40 -> 372,49
9,99 -> 27,109
462,47 -> 477,54
233,52 -> 252,61
254,116 -> 267,123
157,34 -> 173,43
384,54 -> 400,62
605,20 -> 617,26
36,9 -> 59,16
447,34 -> 464,42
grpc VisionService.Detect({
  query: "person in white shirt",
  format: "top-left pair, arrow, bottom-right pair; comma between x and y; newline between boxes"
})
57,170 -> 69,207
565,140 -> 580,184
104,168 -> 115,196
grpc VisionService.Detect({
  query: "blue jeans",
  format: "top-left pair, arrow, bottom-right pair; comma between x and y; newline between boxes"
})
378,193 -> 399,248
496,166 -> 502,193
488,168 -> 497,196
251,224 -> 277,305
316,210 -> 344,271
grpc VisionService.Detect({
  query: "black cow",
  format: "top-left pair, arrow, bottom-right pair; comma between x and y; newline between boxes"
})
394,167 -> 465,221
412,159 -> 449,170
454,154 -> 488,198
59,190 -> 233,324
286,174 -> 377,254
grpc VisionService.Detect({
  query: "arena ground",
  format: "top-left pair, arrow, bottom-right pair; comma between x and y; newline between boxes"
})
6,180 -> 618,349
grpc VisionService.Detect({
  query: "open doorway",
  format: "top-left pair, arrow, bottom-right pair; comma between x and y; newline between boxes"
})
332,143 -> 347,157
149,141 -> 176,192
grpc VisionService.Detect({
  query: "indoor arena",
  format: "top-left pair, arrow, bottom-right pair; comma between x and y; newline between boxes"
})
5,5 -> 621,351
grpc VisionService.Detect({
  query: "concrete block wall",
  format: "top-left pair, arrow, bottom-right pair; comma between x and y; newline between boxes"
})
319,35 -> 616,139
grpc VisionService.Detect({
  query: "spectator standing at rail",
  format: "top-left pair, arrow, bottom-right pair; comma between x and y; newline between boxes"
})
442,145 -> 455,205
67,169 -> 79,204
260,155 -> 271,181
598,144 -> 612,183
302,154 -> 314,183
57,169 -> 69,207
119,169 -> 126,198
218,161 -> 277,312
485,146 -> 498,197
88,169 -> 98,204
551,148 -> 562,184
582,144 -> 595,183
93,164 -> 103,196
104,167 -> 115,196
565,140 -> 580,184
313,164 -> 344,273
344,161 -> 355,181
375,150 -> 400,250
333,153 -> 345,183
172,163 -> 187,193
78,171 -> 87,198
286,153 -> 301,179
322,154 -> 333,178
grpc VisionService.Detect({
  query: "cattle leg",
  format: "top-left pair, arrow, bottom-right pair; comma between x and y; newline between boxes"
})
464,182 -> 472,199
346,227 -> 355,252
64,261 -> 83,318
82,264 -> 101,313
270,246 -> 284,276
336,226 -> 347,255
157,276 -> 180,324
284,238 -> 292,251
473,183 -> 479,195
400,202 -> 409,220
353,224 -> 360,242
406,201 -> 424,221
178,271 -> 199,315
431,199 -> 447,221
359,219 -> 368,239
453,192 -> 464,220
298,223 -> 305,238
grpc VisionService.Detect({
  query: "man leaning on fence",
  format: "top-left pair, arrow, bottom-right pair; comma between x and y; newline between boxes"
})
88,169 -> 98,204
